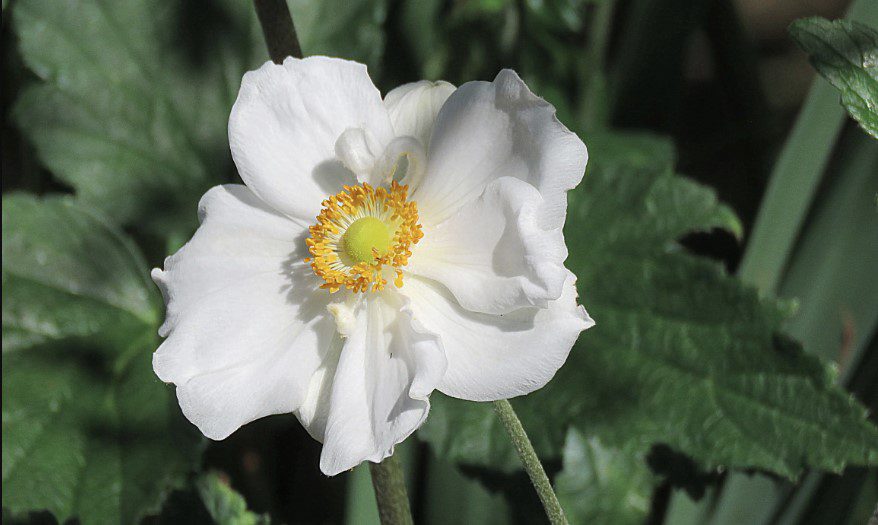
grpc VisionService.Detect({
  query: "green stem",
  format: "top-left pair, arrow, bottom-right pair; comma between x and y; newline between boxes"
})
253,0 -> 303,63
368,455 -> 414,525
493,399 -> 568,525
587,0 -> 615,77
581,0 -> 616,130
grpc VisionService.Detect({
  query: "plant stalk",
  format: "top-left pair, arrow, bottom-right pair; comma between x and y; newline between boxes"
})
253,0 -> 303,63
493,399 -> 568,525
369,455 -> 414,525
581,0 -> 616,130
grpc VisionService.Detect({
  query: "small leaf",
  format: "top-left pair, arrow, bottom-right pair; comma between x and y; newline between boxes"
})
1,195 -> 200,524
197,472 -> 271,525
790,18 -> 878,139
555,430 -> 654,525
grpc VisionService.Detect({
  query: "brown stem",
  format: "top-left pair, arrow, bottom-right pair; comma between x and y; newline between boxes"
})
252,0 -> 303,63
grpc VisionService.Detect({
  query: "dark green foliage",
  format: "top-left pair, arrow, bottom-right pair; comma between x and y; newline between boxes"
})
4,1 -> 878,523
790,18 -> 878,140
555,430 -> 654,524
420,133 -> 878,480
2,195 -> 201,524
196,472 -> 271,525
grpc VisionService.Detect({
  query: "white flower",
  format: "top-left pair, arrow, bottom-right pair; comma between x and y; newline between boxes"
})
152,57 -> 594,476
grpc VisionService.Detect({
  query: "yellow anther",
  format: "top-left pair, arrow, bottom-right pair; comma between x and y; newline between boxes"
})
306,182 -> 422,293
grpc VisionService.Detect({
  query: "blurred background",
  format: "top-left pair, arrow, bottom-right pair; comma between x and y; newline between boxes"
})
2,0 -> 876,523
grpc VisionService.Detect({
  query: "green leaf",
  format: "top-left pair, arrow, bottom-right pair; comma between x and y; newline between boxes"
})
2,194 -> 157,351
704,102 -> 878,525
420,132 -> 878,483
790,17 -> 878,140
579,131 -> 677,173
12,1 -> 237,233
2,347 -> 200,525
197,472 -> 270,525
12,0 -> 387,235
1,195 -> 200,524
555,430 -> 654,525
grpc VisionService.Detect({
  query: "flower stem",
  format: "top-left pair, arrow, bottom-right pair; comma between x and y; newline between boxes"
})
252,0 -> 303,63
368,454 -> 414,525
492,399 -> 568,525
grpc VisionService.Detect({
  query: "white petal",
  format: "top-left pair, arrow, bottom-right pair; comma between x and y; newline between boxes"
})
152,185 -> 335,439
153,185 -> 308,325
414,70 -> 587,229
229,57 -> 394,221
384,80 -> 456,150
326,298 -> 360,338
316,293 -> 447,475
372,136 -> 427,188
339,134 -> 428,188
408,177 -> 568,314
401,273 -> 593,401
334,127 -> 385,182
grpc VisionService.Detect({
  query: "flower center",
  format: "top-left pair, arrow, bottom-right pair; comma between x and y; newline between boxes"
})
342,217 -> 392,264
306,182 -> 422,293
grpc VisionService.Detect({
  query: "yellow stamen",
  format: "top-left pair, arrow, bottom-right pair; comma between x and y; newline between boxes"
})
306,182 -> 422,293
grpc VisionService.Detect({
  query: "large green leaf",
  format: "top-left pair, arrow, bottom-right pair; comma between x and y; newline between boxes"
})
12,1 -> 238,233
12,0 -> 387,235
790,18 -> 878,140
2,194 -> 157,351
1,195 -> 200,524
2,348 -> 200,524
555,430 -> 654,525
419,133 -> 878,481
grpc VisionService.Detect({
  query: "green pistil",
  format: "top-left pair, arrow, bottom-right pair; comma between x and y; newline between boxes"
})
342,217 -> 392,264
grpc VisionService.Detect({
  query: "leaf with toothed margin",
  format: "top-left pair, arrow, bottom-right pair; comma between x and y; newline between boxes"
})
790,17 -> 878,140
2,195 -> 201,524
12,0 -> 388,237
419,132 -> 878,485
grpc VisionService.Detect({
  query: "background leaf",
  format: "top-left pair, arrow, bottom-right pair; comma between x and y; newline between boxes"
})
197,472 -> 271,525
12,0 -> 241,234
5,0 -> 878,523
419,133 -> 878,482
11,0 -> 388,238
789,17 -> 878,140
697,6 -> 878,524
2,194 -> 156,351
1,195 -> 200,524
555,429 -> 654,525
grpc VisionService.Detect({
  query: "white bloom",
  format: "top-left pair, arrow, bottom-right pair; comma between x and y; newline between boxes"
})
152,57 -> 594,476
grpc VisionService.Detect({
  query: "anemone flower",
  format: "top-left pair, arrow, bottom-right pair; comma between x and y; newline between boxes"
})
153,57 -> 593,475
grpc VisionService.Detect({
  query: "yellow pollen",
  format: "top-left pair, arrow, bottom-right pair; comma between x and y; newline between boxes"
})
342,217 -> 392,264
306,182 -> 423,293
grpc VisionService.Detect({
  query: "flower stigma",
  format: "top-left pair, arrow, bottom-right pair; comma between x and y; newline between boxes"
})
306,182 -> 422,293
342,217 -> 392,264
